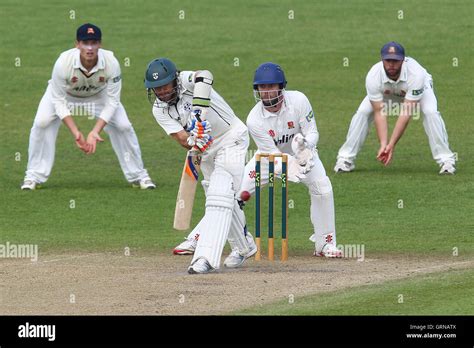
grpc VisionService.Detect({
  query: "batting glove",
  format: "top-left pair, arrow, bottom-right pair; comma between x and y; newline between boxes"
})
194,133 -> 213,153
186,114 -> 212,138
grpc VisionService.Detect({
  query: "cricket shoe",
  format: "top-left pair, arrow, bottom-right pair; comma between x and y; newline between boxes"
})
314,243 -> 343,258
21,180 -> 40,190
224,233 -> 258,268
132,177 -> 156,189
439,162 -> 456,175
173,234 -> 199,255
334,158 -> 355,173
188,258 -> 215,274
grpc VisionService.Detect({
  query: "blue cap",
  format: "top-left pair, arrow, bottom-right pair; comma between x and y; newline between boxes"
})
76,23 -> 102,41
381,41 -> 405,61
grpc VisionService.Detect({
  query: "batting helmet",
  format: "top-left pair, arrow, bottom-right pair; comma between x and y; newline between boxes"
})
144,58 -> 178,89
253,62 -> 287,90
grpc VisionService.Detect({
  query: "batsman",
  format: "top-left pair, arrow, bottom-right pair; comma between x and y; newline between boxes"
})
239,62 -> 342,258
144,58 -> 256,274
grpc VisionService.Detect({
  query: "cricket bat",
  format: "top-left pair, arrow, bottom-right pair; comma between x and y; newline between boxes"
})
173,152 -> 201,230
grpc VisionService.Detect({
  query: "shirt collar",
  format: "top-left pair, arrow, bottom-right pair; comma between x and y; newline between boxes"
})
381,58 -> 408,83
73,48 -> 105,73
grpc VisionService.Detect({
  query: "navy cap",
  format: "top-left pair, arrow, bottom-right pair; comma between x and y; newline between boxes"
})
381,41 -> 405,61
76,23 -> 102,41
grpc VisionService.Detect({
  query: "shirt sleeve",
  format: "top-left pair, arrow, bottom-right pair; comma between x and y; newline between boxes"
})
50,56 -> 72,119
246,112 -> 280,154
99,55 -> 121,123
405,72 -> 425,101
152,107 -> 185,135
366,68 -> 384,102
296,93 -> 319,149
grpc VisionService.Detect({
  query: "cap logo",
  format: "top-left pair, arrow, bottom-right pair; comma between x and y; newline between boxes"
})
152,72 -> 159,80
87,28 -> 95,34
388,46 -> 396,53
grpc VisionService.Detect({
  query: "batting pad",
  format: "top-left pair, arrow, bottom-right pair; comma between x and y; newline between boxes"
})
227,201 -> 250,256
191,169 -> 234,269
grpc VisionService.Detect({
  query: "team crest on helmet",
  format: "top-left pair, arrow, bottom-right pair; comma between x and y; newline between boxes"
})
152,72 -> 159,80
87,28 -> 95,34
388,46 -> 396,53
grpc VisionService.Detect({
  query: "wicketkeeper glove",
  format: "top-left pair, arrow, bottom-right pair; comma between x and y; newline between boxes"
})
287,155 -> 307,183
291,133 -> 315,174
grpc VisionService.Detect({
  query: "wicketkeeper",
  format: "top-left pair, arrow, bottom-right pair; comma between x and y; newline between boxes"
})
239,62 -> 342,258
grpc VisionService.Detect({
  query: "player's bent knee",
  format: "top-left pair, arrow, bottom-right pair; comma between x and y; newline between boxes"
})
116,123 -> 133,133
309,176 -> 333,196
206,169 -> 235,210
35,117 -> 55,129
422,110 -> 440,120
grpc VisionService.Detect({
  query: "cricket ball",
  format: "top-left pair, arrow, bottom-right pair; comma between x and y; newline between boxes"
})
240,191 -> 251,201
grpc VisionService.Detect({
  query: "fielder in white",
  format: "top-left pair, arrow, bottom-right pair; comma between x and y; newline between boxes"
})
21,23 -> 155,190
335,41 -> 456,174
144,58 -> 256,274
239,62 -> 342,258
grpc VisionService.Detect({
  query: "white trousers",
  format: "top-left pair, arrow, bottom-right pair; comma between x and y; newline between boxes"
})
24,86 -> 150,183
189,121 -> 250,268
337,82 -> 455,165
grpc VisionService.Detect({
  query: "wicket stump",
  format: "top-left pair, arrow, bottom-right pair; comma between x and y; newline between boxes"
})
255,153 -> 288,261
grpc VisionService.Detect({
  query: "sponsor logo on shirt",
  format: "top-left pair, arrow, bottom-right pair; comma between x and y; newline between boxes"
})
268,129 -> 275,137
412,88 -> 424,96
72,85 -> 100,92
99,76 -> 105,83
71,76 -> 78,83
273,133 -> 294,146
287,121 -> 294,129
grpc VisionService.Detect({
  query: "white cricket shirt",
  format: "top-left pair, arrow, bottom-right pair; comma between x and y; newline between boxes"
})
49,48 -> 122,122
246,90 -> 319,156
152,71 -> 242,138
366,56 -> 431,102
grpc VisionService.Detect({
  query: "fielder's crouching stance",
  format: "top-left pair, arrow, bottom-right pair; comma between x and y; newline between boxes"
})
144,58 -> 256,274
21,23 -> 155,190
240,63 -> 342,257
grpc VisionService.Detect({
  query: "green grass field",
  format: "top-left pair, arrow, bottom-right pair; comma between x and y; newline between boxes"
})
1,0 -> 473,314
235,267 -> 474,315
